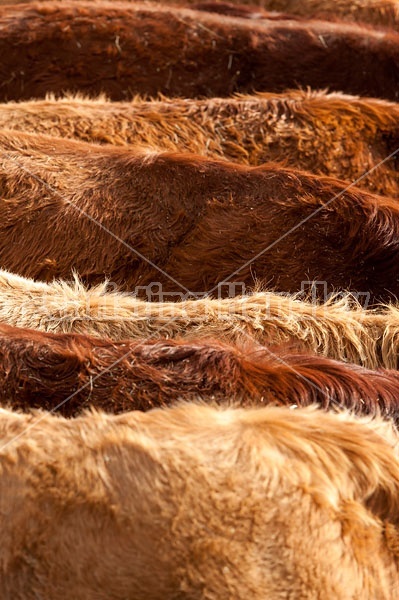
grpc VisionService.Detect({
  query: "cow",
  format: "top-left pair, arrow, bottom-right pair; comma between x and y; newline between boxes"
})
1,2 -> 399,101
0,269 -> 386,369
0,403 -> 398,599
0,0 -> 396,29
0,322 -> 398,418
1,90 -> 398,196
1,129 -> 399,302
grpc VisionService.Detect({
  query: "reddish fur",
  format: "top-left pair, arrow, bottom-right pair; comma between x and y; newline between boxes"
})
0,323 -> 399,420
2,129 -> 399,301
2,90 -> 398,197
191,2 -> 299,19
0,0 -> 397,30
0,2 -> 399,101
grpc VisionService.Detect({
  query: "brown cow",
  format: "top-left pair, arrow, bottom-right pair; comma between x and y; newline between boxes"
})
1,129 -> 399,302
0,269 -> 381,368
1,2 -> 399,101
1,322 -> 399,419
0,0 -> 396,29
1,404 -> 399,599
2,90 -> 399,196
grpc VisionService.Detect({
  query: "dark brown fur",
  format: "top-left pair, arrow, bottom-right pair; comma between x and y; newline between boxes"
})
1,323 -> 399,421
1,2 -> 399,101
2,129 -> 399,302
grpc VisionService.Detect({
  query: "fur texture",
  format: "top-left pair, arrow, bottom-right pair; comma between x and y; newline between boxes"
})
0,404 -> 399,599
191,1 -> 299,19
1,0 -> 398,29
2,90 -> 399,196
1,129 -> 399,301
0,269 -> 390,369
0,2 -> 399,100
1,322 -> 399,418
254,0 -> 399,28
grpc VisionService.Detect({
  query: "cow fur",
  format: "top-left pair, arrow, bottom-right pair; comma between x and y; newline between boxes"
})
0,269 -> 387,369
2,89 -> 399,196
191,1 -> 298,20
1,2 -> 399,101
1,322 -> 399,419
254,0 -> 399,28
1,404 -> 399,599
1,0 -> 397,29
1,129 -> 399,302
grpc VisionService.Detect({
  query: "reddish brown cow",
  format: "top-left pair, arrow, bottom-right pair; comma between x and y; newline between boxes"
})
1,323 -> 399,419
0,0 -> 397,29
2,90 -> 399,197
1,404 -> 399,599
0,2 -> 399,101
1,129 -> 399,302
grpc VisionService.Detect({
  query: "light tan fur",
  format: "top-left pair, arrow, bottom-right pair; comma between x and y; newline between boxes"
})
1,404 -> 399,599
1,89 -> 399,195
0,268 -> 390,368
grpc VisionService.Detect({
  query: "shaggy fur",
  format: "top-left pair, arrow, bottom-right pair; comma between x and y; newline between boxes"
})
1,0 -> 397,29
0,404 -> 399,599
1,2 -> 399,101
1,322 -> 399,418
2,129 -> 399,302
2,89 -> 399,196
255,0 -> 399,28
0,269 -> 388,369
